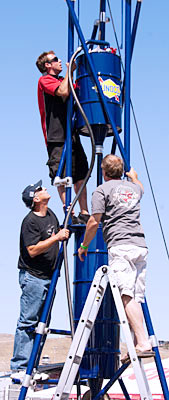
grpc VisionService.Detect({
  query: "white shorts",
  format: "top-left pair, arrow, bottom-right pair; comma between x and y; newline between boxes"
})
108,244 -> 148,303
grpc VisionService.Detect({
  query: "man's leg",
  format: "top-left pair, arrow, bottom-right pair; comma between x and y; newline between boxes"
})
47,143 -> 66,207
72,135 -> 89,219
57,180 -> 89,223
11,271 -> 51,371
74,180 -> 89,214
57,185 -> 66,205
47,144 -> 70,213
108,245 -> 153,359
122,295 -> 151,352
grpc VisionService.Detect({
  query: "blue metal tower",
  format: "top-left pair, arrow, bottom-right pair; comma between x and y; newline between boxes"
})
17,1 -> 169,400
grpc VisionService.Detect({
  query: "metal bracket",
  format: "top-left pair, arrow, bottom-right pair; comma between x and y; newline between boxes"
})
100,11 -> 106,22
53,176 -> 73,188
22,374 -> 32,388
35,322 -> 46,335
96,145 -> 103,154
149,334 -> 159,348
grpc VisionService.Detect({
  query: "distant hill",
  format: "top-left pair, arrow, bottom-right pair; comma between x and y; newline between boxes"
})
0,333 -> 71,372
0,333 -> 169,372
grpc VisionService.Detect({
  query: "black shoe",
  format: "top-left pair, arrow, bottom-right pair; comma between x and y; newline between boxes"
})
71,215 -> 80,225
77,213 -> 90,225
71,213 -> 90,225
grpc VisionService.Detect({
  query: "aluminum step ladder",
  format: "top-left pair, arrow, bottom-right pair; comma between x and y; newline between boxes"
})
53,265 -> 153,400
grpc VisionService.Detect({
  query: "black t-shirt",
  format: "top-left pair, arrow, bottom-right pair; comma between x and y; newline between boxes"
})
38,74 -> 67,143
18,208 -> 60,279
45,91 -> 67,143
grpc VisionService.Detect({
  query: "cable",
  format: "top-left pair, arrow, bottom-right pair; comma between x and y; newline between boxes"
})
131,102 -> 169,260
107,0 -> 124,72
107,0 -> 169,260
63,46 -> 96,337
66,46 -> 96,223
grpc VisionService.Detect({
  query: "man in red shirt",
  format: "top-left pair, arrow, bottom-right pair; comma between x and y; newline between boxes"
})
36,51 -> 90,224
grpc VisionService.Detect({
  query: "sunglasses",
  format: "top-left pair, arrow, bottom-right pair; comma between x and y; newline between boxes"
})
48,56 -> 58,63
35,186 -> 43,193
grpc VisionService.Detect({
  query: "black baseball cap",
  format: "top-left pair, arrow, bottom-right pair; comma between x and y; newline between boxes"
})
22,180 -> 42,209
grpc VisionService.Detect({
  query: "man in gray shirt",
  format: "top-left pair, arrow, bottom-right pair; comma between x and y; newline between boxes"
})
78,154 -> 154,362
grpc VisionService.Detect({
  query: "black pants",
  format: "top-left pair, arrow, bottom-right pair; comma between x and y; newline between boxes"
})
47,135 -> 88,184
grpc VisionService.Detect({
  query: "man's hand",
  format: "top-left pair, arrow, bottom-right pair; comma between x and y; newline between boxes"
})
66,60 -> 76,72
56,61 -> 76,100
78,246 -> 88,262
126,167 -> 138,181
72,60 -> 76,72
27,228 -> 70,258
56,229 -> 69,241
63,202 -> 75,216
126,167 -> 144,192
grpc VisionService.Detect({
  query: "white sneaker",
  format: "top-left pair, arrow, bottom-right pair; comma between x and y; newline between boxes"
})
10,370 -> 26,380
33,372 -> 49,381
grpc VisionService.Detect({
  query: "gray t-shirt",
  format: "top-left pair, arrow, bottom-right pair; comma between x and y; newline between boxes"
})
91,179 -> 146,249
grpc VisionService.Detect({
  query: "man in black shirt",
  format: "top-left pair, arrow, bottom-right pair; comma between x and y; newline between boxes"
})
10,180 -> 69,378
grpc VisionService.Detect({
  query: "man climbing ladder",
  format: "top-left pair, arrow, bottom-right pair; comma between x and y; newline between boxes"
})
78,154 -> 155,362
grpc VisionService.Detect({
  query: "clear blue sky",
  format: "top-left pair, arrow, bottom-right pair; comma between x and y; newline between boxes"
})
0,1 -> 169,341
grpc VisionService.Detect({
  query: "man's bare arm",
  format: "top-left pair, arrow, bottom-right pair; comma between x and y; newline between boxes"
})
78,214 -> 102,261
27,229 -> 69,258
126,167 -> 144,192
55,61 -> 76,100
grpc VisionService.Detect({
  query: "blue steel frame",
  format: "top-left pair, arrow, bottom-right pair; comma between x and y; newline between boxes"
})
65,2 -> 74,220
65,1 -> 169,400
98,0 -> 106,186
17,2 -> 169,400
124,0 -> 131,167
99,0 -> 106,44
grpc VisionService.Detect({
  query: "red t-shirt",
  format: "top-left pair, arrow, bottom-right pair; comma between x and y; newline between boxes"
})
37,74 -> 67,145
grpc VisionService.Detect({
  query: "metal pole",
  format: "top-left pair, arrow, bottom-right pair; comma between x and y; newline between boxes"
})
120,0 -> 124,49
97,153 -> 103,186
131,0 -> 142,57
55,142 -> 66,178
93,364 -> 129,400
99,0 -> 106,44
118,378 -> 132,400
65,0 -> 75,216
63,240 -> 75,337
64,0 -> 75,339
89,20 -> 99,50
122,0 -> 142,108
124,0 -> 131,167
142,299 -> 169,400
65,0 -> 130,171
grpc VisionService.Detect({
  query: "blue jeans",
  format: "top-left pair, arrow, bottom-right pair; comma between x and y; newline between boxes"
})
10,270 -> 51,371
